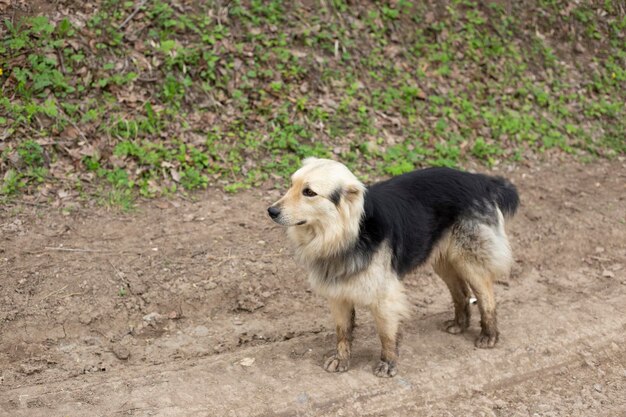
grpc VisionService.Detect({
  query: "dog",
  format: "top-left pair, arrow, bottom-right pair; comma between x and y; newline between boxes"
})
267,157 -> 519,377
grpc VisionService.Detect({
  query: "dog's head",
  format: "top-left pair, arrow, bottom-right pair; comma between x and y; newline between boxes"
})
268,158 -> 365,257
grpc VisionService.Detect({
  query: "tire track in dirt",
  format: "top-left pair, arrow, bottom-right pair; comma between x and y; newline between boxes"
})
1,282 -> 624,416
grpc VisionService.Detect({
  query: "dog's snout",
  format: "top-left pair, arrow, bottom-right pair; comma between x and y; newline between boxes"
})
268,206 -> 281,219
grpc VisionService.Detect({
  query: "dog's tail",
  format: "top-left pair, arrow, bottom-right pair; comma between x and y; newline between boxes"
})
491,176 -> 519,218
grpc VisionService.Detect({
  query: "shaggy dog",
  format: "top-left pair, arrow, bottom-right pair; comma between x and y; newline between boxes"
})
268,157 -> 519,377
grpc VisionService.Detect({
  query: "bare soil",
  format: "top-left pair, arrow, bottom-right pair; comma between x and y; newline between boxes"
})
1,159 -> 625,417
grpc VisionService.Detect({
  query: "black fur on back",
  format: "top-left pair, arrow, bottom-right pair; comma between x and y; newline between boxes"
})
331,167 -> 519,279
488,176 -> 519,217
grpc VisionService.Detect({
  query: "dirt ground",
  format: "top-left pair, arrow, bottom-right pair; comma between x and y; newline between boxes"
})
0,159 -> 625,417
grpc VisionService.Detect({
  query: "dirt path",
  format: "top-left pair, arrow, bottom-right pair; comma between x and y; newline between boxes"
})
1,160 -> 625,416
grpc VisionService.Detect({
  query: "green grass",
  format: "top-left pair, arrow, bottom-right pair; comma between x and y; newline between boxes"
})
1,0 -> 624,206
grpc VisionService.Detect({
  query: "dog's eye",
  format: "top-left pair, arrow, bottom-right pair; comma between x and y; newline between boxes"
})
302,187 -> 317,197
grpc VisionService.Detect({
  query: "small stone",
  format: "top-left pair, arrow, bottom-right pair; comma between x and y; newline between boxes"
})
143,312 -> 163,323
112,345 -> 130,360
131,282 -> 147,295
595,247 -> 605,253
239,357 -> 255,367
593,383 -> 603,393
601,270 -> 614,278
192,325 -> 210,337
493,399 -> 507,409
583,358 -> 596,368
236,295 -> 264,312
395,378 -> 412,389
525,209 -> 541,221
573,42 -> 585,54
79,313 -> 92,325
20,362 -> 45,375
291,345 -> 308,356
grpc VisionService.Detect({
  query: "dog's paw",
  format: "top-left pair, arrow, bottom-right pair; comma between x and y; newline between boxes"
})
373,360 -> 397,378
474,332 -> 498,348
443,319 -> 467,335
323,353 -> 350,373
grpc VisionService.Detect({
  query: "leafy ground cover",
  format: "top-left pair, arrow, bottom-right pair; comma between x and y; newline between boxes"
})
1,0 -> 624,207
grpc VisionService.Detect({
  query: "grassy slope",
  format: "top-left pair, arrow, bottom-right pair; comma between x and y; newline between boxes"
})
1,0 -> 624,207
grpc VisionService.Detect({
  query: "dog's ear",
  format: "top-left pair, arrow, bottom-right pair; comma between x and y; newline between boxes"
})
344,183 -> 365,202
301,157 -> 319,166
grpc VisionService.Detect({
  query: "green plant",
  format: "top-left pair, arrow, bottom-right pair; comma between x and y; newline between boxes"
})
17,140 -> 45,167
0,0 -> 623,207
1,169 -> 25,195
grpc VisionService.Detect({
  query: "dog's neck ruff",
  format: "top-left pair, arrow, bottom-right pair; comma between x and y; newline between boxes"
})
306,235 -> 373,284
289,189 -> 377,284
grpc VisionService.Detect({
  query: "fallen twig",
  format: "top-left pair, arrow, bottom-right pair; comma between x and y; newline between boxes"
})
61,292 -> 85,298
56,48 -> 66,74
44,247 -> 112,253
108,259 -> 127,281
119,0 -> 148,30
40,284 -> 69,301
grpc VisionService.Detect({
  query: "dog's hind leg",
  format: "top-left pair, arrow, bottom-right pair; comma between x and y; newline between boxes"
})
459,264 -> 498,348
452,253 -> 501,348
433,259 -> 471,335
370,279 -> 410,378
450,213 -> 512,348
323,298 -> 355,372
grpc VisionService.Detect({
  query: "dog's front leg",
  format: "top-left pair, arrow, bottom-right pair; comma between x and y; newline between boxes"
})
323,298 -> 355,373
370,303 -> 402,378
370,280 -> 410,378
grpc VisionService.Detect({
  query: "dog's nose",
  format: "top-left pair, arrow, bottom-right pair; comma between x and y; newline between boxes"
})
267,206 -> 281,219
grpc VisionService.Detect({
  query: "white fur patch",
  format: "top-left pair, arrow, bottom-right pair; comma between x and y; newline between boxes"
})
309,245 -> 410,321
